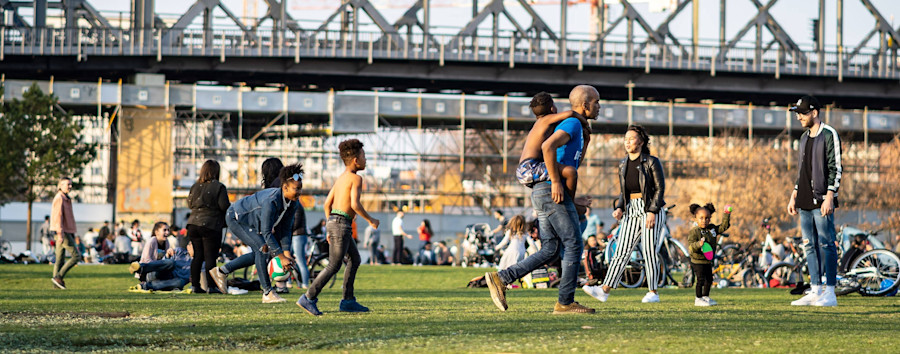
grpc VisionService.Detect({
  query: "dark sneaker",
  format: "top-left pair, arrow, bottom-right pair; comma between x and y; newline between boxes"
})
51,277 -> 66,290
485,271 -> 508,311
339,298 -> 370,312
297,294 -> 323,316
275,286 -> 290,294
128,262 -> 141,274
209,267 -> 228,294
553,302 -> 596,314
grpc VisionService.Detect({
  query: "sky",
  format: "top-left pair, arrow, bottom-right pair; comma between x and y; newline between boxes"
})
16,0 -> 900,51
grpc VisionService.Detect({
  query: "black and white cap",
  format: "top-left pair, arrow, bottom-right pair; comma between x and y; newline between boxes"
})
789,95 -> 821,114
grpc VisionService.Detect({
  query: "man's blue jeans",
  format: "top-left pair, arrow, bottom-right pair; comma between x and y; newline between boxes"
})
291,234 -> 310,287
799,209 -> 838,286
499,182 -> 582,305
223,209 -> 274,294
141,259 -> 188,291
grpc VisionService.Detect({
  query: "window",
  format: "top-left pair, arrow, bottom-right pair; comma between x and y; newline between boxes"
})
435,102 -> 445,113
685,110 -> 695,121
478,104 -> 489,114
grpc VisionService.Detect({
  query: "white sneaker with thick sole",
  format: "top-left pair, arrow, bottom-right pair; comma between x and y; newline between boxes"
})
813,289 -> 837,307
703,296 -> 717,306
641,292 -> 660,303
790,291 -> 820,306
694,297 -> 710,307
583,285 -> 610,303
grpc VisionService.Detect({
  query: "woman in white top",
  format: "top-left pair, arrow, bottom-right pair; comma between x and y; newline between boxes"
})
495,215 -> 534,271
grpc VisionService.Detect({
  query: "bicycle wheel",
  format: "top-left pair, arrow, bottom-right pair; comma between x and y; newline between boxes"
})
652,259 -> 668,288
666,240 -> 691,273
764,263 -> 802,288
849,249 -> 900,296
719,244 -> 742,265
741,268 -> 766,288
0,240 -> 11,254
619,261 -> 645,288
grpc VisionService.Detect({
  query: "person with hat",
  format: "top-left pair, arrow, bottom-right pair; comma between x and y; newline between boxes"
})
786,95 -> 842,307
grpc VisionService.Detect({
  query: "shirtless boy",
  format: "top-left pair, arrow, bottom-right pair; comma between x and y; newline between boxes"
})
516,92 -> 591,196
297,139 -> 380,316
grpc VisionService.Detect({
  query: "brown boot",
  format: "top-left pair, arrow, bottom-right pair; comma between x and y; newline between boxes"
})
553,301 -> 595,314
485,271 -> 508,311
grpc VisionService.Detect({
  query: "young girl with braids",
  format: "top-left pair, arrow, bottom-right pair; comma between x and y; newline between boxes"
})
687,203 -> 732,306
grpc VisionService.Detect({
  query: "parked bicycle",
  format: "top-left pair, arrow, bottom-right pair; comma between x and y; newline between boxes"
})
834,226 -> 900,296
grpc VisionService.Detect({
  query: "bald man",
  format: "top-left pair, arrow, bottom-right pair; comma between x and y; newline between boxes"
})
485,85 -> 601,314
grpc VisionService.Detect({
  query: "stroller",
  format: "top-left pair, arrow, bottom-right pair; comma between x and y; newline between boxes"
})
460,223 -> 496,267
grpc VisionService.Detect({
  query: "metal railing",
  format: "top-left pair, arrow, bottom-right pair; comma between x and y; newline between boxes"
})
3,26 -> 900,81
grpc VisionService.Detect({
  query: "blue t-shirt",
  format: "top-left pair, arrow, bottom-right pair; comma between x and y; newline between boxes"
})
583,214 -> 601,238
554,117 -> 584,168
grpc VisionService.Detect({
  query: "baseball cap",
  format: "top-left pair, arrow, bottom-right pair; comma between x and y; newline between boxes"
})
789,95 -> 821,114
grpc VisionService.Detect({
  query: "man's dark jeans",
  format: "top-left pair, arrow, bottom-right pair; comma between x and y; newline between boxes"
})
499,182 -> 582,305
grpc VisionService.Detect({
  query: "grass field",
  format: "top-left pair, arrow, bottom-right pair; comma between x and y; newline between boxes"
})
1,263 -> 899,352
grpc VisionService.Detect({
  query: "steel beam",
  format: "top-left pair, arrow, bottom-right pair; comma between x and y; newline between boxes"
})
717,0 -> 805,64
164,0 -> 257,45
252,0 -> 303,34
312,0 -> 405,49
448,0 -> 558,52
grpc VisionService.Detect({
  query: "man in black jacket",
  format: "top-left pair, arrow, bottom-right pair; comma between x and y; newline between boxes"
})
787,95 -> 842,307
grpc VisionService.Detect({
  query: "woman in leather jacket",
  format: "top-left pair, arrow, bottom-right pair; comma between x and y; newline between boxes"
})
583,125 -> 667,304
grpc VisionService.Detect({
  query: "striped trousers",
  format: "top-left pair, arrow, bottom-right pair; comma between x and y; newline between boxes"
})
602,198 -> 667,291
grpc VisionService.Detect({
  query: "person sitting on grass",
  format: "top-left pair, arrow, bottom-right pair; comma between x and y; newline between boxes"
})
297,139 -> 379,316
140,222 -> 175,264
129,242 -> 193,291
686,203 -> 731,307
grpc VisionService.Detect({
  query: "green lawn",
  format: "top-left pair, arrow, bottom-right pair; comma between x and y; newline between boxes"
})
1,263 -> 898,352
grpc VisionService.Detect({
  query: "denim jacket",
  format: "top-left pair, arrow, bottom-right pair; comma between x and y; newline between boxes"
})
231,187 -> 297,255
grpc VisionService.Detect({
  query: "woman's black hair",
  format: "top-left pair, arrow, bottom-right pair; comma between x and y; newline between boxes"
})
261,157 -> 284,188
689,203 -> 717,215
626,125 -> 651,155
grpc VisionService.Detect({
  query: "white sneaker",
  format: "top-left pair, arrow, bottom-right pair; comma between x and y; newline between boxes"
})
791,291 -> 820,306
262,291 -> 287,304
694,297 -> 710,307
813,287 -> 837,307
583,285 -> 609,303
703,296 -> 717,306
227,286 -> 248,295
641,292 -> 660,303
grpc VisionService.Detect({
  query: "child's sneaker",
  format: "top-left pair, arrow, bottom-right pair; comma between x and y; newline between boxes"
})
694,297 -> 710,307
702,296 -> 717,306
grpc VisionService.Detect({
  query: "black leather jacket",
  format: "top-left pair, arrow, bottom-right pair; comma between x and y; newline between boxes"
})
614,153 -> 666,214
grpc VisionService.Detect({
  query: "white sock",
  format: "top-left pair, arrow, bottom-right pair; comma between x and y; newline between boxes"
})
811,285 -> 821,294
824,285 -> 835,294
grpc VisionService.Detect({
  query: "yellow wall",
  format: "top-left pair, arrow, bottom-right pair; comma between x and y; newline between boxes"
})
116,107 -> 173,221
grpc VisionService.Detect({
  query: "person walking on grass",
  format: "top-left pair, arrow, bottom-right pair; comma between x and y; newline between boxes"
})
298,139 -> 380,316
787,95 -> 842,307
583,125 -> 667,304
485,85 -> 600,314
686,203 -> 731,307
51,177 -> 81,289
208,163 -> 302,303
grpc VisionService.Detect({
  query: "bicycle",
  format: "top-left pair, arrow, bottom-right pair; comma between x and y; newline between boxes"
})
764,237 -> 807,289
835,226 -> 900,296
603,205 -> 689,288
0,235 -> 11,256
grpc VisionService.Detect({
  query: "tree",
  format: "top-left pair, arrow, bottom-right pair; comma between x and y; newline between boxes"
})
0,83 -> 97,250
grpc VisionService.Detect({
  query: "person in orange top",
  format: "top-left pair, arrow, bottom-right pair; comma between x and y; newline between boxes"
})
417,220 -> 433,248
51,177 -> 81,289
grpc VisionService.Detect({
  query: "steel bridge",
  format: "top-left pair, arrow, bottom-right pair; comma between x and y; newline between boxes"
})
2,0 -> 900,106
